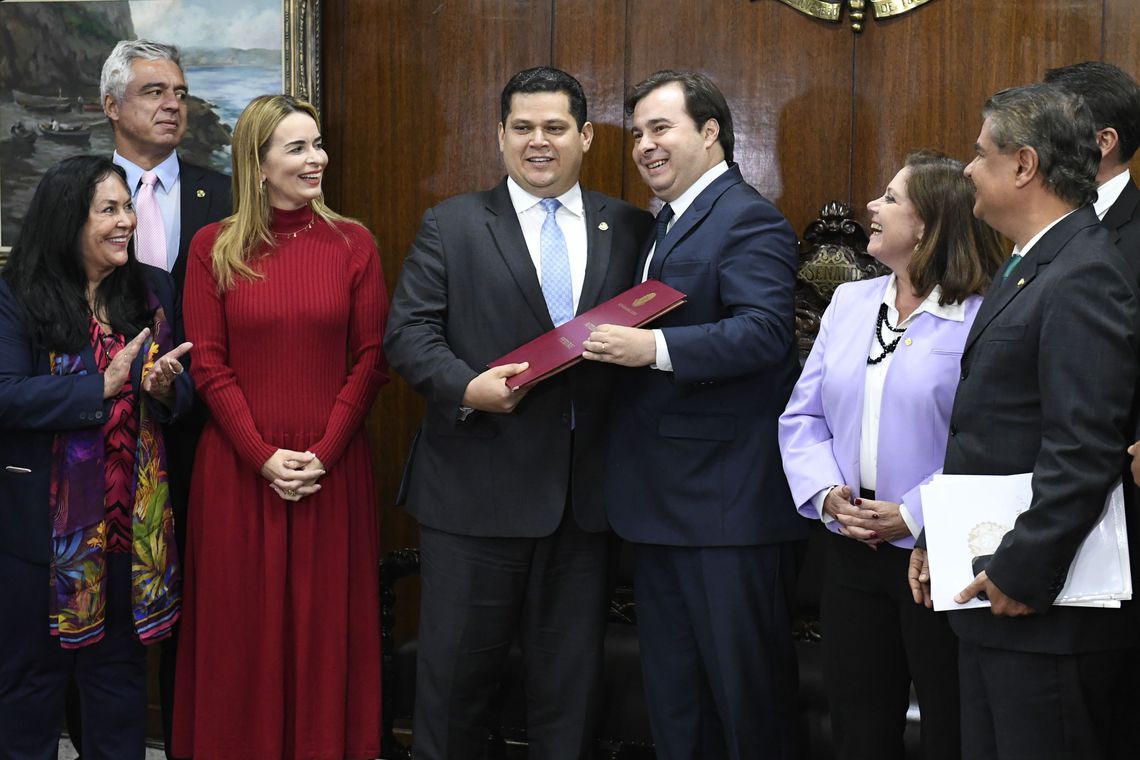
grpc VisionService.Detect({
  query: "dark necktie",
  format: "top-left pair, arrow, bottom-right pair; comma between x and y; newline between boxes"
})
1001,253 -> 1023,283
655,203 -> 675,253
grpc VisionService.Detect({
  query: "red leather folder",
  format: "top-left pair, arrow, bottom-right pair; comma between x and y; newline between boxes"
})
489,280 -> 687,390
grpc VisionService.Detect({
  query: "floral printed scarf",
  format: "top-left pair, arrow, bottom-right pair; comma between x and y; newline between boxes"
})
47,294 -> 181,649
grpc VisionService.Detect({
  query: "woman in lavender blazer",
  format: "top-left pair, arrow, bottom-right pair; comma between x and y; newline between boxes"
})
779,151 -> 1004,760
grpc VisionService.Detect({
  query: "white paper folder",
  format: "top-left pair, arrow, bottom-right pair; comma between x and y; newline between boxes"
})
921,474 -> 1131,612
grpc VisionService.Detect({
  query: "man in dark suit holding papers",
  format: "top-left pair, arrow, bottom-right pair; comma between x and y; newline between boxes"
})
582,70 -> 806,760
384,66 -> 651,759
910,84 -> 1140,760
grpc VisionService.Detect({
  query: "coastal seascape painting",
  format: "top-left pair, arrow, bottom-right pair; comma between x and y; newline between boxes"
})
0,0 -> 320,253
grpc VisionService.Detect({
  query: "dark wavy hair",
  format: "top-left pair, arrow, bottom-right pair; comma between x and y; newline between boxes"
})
983,83 -> 1100,207
626,70 -> 735,163
1,155 -> 152,352
904,150 -> 1006,304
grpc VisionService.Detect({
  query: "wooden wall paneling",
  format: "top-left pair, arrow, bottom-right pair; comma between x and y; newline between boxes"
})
1104,0 -> 1140,179
551,0 -> 628,200
623,0 -> 854,237
852,0 -> 1102,227
322,0 -> 555,643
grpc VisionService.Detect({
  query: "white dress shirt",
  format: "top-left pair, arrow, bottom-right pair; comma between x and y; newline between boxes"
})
506,177 -> 589,312
113,151 -> 182,272
1093,169 -> 1132,220
641,160 -> 730,372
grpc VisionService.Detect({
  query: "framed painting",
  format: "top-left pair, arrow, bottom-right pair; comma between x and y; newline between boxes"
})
0,0 -> 321,258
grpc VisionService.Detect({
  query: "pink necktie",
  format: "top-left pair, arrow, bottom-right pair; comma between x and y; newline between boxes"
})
134,171 -> 168,270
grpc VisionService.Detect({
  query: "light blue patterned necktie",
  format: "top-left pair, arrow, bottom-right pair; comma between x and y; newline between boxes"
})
539,198 -> 574,326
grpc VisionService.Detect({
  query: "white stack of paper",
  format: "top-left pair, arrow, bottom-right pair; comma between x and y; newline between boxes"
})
920,474 -> 1131,612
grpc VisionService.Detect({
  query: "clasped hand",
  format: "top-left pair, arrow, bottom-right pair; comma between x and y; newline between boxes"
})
823,485 -> 911,547
261,450 -> 325,502
581,324 -> 656,367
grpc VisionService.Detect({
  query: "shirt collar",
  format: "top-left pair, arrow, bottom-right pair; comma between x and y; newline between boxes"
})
883,272 -> 966,324
1093,169 -> 1132,220
113,151 -> 180,195
665,160 -> 729,221
506,177 -> 584,218
1013,208 -> 1077,258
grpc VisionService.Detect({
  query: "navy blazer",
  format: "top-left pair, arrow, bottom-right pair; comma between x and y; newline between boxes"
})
0,265 -> 192,564
170,159 -> 232,292
606,165 -> 808,547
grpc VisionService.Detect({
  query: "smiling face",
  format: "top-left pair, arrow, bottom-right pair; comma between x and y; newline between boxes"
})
630,82 -> 722,203
964,116 -> 1020,231
866,166 -> 924,270
498,91 -> 593,198
260,111 -> 328,210
104,58 -> 187,168
81,173 -> 136,285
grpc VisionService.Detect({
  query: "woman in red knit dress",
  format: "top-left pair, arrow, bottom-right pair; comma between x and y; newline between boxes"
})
172,94 -> 388,759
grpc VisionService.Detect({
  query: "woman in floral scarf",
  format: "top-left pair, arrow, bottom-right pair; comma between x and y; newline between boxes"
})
0,155 -> 192,758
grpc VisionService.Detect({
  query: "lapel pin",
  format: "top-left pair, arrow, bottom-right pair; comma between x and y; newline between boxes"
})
1017,278 -> 1025,287
196,189 -> 206,198
598,221 -> 609,231
904,338 -> 913,346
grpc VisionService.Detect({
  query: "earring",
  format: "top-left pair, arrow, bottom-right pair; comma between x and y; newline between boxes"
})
259,177 -> 266,191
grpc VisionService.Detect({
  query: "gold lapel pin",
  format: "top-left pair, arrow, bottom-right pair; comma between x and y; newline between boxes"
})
598,222 -> 609,231
1017,278 -> 1025,287
904,338 -> 913,346
196,189 -> 206,198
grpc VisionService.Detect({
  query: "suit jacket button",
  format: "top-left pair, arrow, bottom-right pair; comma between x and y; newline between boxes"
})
949,425 -> 958,437
960,370 -> 968,381
561,413 -> 570,424
95,411 -> 104,420
79,412 -> 87,421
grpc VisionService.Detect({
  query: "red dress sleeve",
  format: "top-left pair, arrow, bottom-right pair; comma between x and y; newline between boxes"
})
183,226 -> 278,471
308,224 -> 389,467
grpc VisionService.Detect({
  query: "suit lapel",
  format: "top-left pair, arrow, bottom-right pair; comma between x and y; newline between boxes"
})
485,180 -> 555,330
648,165 -> 743,280
963,208 -> 1094,354
1101,179 -> 1140,241
578,191 -> 612,311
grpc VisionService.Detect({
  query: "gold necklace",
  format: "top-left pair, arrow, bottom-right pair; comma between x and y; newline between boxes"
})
274,215 -> 316,240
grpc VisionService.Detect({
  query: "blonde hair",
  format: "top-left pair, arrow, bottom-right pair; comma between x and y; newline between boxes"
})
211,94 -> 353,291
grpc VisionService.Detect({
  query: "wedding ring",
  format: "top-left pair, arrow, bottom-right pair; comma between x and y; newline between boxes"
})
284,489 -> 297,497
601,342 -> 607,353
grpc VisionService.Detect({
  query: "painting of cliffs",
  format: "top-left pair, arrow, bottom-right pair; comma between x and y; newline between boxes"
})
0,0 -> 283,249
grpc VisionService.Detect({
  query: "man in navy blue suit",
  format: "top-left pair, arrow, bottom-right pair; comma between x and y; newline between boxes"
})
582,70 -> 807,760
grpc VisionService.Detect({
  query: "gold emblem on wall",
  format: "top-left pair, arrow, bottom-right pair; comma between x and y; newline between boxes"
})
767,0 -> 934,32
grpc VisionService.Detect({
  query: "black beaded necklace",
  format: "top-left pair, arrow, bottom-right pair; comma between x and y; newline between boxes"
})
867,302 -> 907,365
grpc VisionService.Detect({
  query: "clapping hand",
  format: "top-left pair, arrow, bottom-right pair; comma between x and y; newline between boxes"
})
142,341 -> 192,405
104,328 -> 150,399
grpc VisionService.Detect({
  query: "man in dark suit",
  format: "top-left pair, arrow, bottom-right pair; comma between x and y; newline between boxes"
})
581,70 -> 806,760
384,67 -> 652,760
911,84 -> 1140,760
94,39 -> 231,759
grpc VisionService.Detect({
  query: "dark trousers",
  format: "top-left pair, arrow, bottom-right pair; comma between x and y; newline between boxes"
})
820,533 -> 960,760
959,640 -> 1138,760
633,542 -> 799,760
0,552 -> 147,760
413,510 -> 611,760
